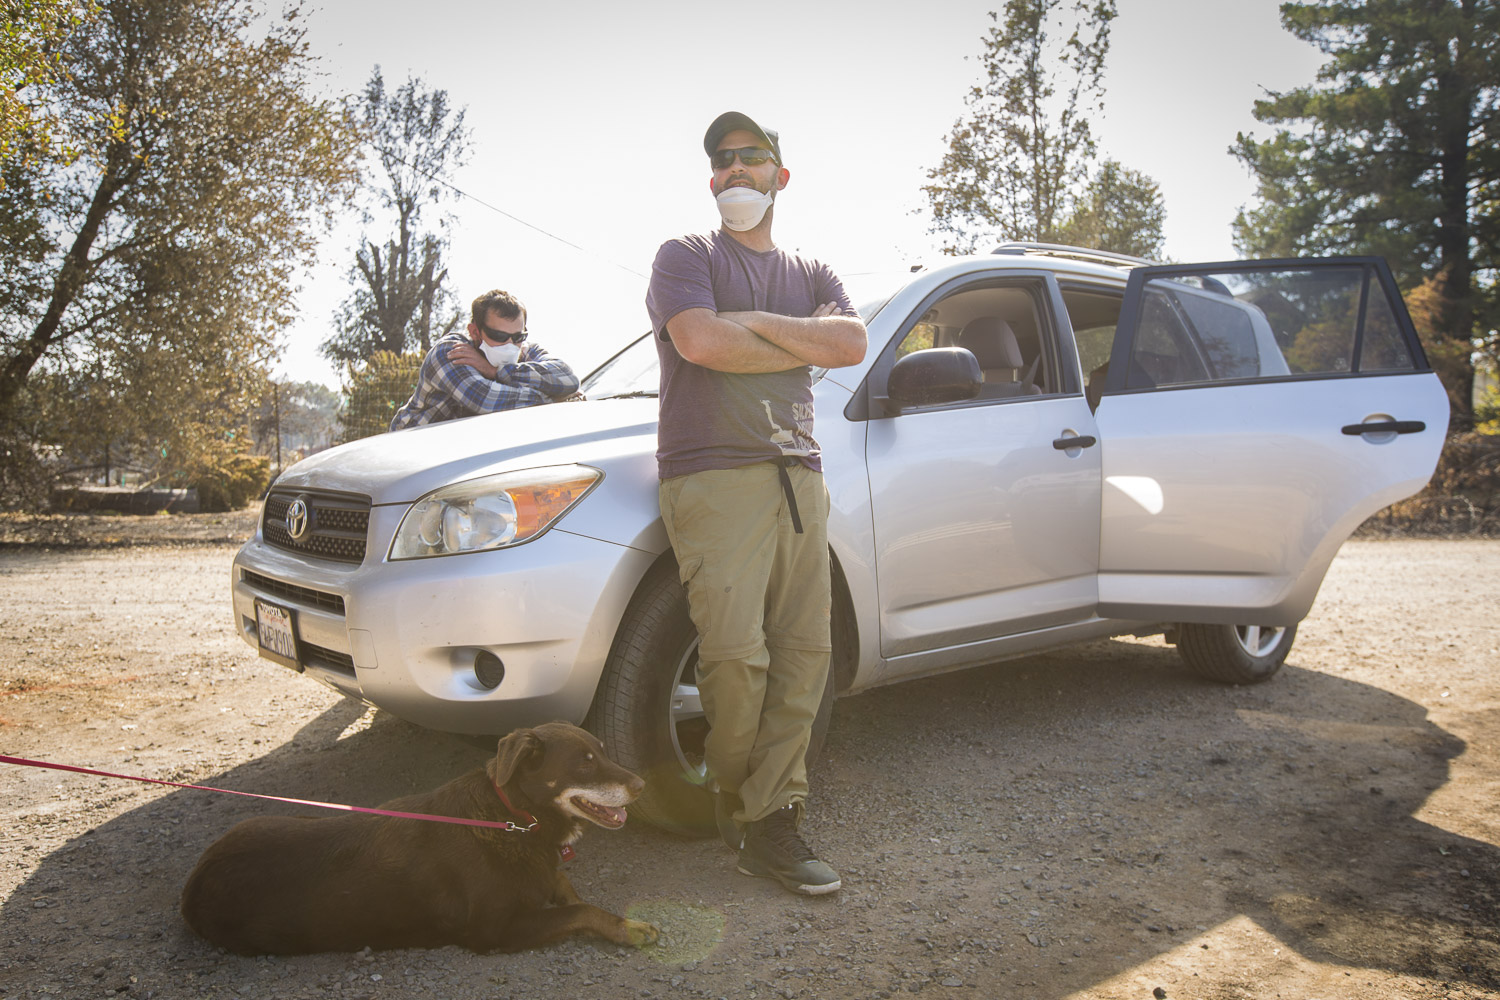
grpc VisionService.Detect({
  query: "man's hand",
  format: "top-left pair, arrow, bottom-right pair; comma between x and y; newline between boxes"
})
446,342 -> 497,379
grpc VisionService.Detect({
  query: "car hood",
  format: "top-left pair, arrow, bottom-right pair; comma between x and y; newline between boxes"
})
276,399 -> 662,506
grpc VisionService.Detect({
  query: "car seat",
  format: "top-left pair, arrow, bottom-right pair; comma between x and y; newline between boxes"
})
955,317 -> 1041,397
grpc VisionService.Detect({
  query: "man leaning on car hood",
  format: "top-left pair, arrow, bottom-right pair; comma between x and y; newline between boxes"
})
389,288 -> 580,431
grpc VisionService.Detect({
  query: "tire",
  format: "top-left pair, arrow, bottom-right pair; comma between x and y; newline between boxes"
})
586,559 -> 835,838
1175,622 -> 1297,685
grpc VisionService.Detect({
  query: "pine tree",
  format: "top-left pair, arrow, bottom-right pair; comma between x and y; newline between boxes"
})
1233,0 -> 1500,426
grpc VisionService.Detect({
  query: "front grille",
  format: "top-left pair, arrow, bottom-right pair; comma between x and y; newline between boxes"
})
303,642 -> 356,678
241,570 -> 346,615
263,489 -> 371,564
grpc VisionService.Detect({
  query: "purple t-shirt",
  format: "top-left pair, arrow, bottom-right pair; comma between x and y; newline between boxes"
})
646,230 -> 853,480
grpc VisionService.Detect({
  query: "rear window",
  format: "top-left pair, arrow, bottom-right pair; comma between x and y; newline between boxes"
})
1122,265 -> 1418,389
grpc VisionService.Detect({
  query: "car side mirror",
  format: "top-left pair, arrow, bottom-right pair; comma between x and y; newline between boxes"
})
881,347 -> 982,413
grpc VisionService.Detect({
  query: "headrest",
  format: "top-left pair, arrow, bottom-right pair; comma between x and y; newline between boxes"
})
956,316 -> 1023,370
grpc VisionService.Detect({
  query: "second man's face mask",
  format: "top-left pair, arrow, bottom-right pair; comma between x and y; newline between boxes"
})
481,341 -> 522,367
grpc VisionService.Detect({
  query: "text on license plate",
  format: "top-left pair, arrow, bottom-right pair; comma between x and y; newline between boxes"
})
255,599 -> 299,667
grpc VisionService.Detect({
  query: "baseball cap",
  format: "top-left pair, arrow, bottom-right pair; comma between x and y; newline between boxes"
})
703,111 -> 782,164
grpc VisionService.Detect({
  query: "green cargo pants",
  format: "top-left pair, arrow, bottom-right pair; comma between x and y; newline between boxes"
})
658,460 -> 832,826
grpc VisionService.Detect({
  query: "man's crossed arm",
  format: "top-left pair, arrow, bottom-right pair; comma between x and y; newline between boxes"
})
666,303 -> 867,374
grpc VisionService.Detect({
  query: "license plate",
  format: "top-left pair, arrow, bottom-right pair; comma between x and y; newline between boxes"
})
254,598 -> 301,670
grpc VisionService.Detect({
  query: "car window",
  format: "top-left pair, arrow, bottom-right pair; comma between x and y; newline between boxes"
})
1073,323 -> 1117,374
889,282 -> 1054,404
1060,286 -> 1124,409
1066,294 -> 1120,368
1128,287 -> 1212,387
1122,265 -> 1418,389
1357,286 -> 1416,372
1172,288 -> 1261,378
896,317 -> 938,359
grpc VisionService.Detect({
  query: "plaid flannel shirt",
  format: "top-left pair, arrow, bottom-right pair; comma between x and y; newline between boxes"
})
389,333 -> 580,431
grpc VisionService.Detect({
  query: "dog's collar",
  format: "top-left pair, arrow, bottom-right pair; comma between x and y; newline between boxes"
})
491,780 -> 578,862
490,780 -> 539,833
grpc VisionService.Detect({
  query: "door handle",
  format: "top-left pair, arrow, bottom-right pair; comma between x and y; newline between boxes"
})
1341,420 -> 1426,436
1052,435 -> 1097,450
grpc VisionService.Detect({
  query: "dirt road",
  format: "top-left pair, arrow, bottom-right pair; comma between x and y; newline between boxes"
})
1,538 -> 1496,999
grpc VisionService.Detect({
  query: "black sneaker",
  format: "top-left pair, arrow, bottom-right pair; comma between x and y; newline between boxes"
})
736,806 -> 841,895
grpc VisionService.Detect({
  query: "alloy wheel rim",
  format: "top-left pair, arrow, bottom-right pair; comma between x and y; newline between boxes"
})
1234,624 -> 1285,657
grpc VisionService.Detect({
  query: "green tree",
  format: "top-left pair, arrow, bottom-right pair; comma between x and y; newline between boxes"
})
923,0 -> 1131,253
321,69 -> 469,365
0,0 -> 359,500
1232,0 -> 1500,427
1055,159 -> 1166,259
0,0 -> 91,163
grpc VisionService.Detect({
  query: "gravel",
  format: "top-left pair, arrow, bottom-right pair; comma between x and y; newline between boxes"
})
1,537 -> 1497,998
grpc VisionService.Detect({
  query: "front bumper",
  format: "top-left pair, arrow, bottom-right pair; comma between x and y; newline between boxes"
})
230,507 -> 657,734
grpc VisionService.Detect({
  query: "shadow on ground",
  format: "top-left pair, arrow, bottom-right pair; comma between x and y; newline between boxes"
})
807,638 -> 1499,995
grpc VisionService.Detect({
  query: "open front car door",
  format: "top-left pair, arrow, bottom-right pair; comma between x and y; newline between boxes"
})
1092,257 -> 1449,626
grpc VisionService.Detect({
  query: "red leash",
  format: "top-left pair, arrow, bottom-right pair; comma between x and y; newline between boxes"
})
0,754 -> 535,833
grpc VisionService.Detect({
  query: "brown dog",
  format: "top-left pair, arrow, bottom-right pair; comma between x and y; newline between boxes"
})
180,722 -> 658,955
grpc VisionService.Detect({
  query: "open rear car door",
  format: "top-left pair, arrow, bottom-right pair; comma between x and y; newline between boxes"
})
1091,257 -> 1449,626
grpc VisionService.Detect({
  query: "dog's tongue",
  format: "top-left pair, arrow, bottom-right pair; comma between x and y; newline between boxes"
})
603,805 -> 627,826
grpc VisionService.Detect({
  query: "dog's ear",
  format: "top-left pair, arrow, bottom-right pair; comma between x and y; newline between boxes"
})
487,728 -> 544,786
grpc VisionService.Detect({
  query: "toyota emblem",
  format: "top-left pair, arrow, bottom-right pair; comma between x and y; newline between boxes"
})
285,497 -> 310,540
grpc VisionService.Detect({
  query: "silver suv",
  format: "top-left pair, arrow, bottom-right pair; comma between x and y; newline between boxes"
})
231,245 -> 1448,834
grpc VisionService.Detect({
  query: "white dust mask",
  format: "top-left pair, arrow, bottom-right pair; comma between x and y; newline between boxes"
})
481,341 -> 522,367
716,185 -> 774,232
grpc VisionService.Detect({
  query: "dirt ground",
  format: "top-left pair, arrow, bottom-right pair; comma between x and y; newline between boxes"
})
0,513 -> 1496,999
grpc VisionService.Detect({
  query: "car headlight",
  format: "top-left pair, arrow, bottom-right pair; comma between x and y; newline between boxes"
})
389,465 -> 602,560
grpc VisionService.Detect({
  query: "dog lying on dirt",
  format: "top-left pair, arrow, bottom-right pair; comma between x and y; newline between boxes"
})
180,721 -> 658,955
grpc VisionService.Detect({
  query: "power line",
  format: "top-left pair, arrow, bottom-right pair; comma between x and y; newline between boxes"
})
444,177 -> 649,280
385,150 -> 649,280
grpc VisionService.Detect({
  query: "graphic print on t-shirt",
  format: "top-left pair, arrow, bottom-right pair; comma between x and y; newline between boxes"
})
763,398 -> 816,457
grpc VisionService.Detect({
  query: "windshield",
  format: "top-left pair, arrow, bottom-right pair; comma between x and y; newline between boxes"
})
580,332 -> 659,397
578,271 -> 907,399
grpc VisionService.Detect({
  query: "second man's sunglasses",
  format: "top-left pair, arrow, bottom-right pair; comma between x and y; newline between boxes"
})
480,326 -> 528,344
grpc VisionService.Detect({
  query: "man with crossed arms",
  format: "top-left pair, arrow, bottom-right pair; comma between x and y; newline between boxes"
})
646,111 -> 867,895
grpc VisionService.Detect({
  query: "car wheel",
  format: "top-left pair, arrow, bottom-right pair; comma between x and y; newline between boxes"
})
1175,622 -> 1297,685
587,559 -> 835,838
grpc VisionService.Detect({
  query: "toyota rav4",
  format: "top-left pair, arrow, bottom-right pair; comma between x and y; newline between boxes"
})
230,245 -> 1449,834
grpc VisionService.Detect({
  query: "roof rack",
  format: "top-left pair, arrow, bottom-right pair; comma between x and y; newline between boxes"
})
991,242 -> 1157,268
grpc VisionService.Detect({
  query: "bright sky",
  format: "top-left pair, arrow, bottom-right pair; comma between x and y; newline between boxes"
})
277,0 -> 1327,388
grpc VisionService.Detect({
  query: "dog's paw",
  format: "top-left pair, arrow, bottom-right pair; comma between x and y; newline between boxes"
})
625,919 -> 660,948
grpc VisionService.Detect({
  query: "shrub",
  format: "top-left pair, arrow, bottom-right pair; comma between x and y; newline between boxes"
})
0,417 -> 54,512
1359,431 -> 1500,536
190,445 -> 271,512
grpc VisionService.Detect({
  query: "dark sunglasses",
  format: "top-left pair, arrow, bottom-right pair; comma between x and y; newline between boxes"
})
710,146 -> 778,170
479,325 -> 528,345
